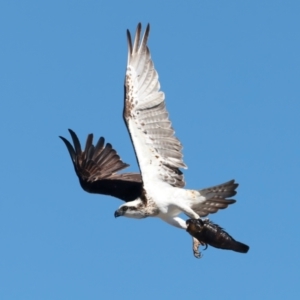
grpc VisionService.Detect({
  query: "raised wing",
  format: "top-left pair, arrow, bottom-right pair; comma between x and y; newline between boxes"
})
59,129 -> 143,202
124,23 -> 186,188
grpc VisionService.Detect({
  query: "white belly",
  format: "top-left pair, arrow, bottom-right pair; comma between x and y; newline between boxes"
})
146,181 -> 187,217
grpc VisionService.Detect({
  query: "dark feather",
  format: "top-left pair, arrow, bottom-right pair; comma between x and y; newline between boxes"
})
59,129 -> 143,202
186,219 -> 249,253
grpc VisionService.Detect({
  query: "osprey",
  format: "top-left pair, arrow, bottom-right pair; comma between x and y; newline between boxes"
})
60,23 -> 242,257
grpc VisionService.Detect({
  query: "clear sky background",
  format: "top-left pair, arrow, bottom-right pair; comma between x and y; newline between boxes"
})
1,1 -> 299,299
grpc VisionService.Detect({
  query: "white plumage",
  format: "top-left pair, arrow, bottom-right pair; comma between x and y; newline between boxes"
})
119,23 -> 237,231
60,23 -> 240,258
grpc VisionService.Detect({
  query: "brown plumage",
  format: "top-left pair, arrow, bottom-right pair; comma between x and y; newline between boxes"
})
186,219 -> 249,257
193,180 -> 238,217
59,129 -> 143,202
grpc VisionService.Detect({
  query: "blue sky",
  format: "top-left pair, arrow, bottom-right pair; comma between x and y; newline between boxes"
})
1,1 -> 299,299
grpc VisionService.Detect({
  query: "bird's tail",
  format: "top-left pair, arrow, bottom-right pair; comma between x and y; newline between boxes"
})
188,180 -> 238,217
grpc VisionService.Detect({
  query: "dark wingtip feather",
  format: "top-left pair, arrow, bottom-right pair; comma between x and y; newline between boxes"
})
94,136 -> 105,153
84,133 -> 94,160
132,23 -> 142,53
59,135 -> 76,163
141,23 -> 150,50
68,128 -> 82,155
127,29 -> 132,54
145,23 -> 150,37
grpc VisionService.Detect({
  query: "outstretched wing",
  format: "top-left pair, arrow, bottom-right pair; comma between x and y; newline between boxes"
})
124,23 -> 186,188
59,129 -> 143,202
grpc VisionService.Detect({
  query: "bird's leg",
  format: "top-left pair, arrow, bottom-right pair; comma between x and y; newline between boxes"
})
174,203 -> 200,220
160,216 -> 187,229
192,237 -> 202,259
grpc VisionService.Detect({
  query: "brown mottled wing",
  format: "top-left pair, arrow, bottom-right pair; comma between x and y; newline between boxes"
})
59,129 -> 143,202
123,23 -> 186,188
186,219 -> 249,254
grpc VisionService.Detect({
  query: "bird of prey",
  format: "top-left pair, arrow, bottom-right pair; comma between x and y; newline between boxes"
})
186,219 -> 249,258
118,23 -> 237,227
60,23 -> 243,258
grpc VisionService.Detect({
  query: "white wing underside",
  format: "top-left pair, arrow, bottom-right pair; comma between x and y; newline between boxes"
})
124,24 -> 186,188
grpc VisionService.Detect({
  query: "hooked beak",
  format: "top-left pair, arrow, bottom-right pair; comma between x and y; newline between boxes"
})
114,209 -> 123,218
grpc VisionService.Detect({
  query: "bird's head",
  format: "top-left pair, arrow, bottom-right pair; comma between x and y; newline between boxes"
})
114,199 -> 146,219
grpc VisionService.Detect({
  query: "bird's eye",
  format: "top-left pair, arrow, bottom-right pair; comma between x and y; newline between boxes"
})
122,206 -> 128,212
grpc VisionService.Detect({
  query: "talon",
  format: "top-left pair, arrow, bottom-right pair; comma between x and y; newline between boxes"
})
196,218 -> 204,226
194,251 -> 202,259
